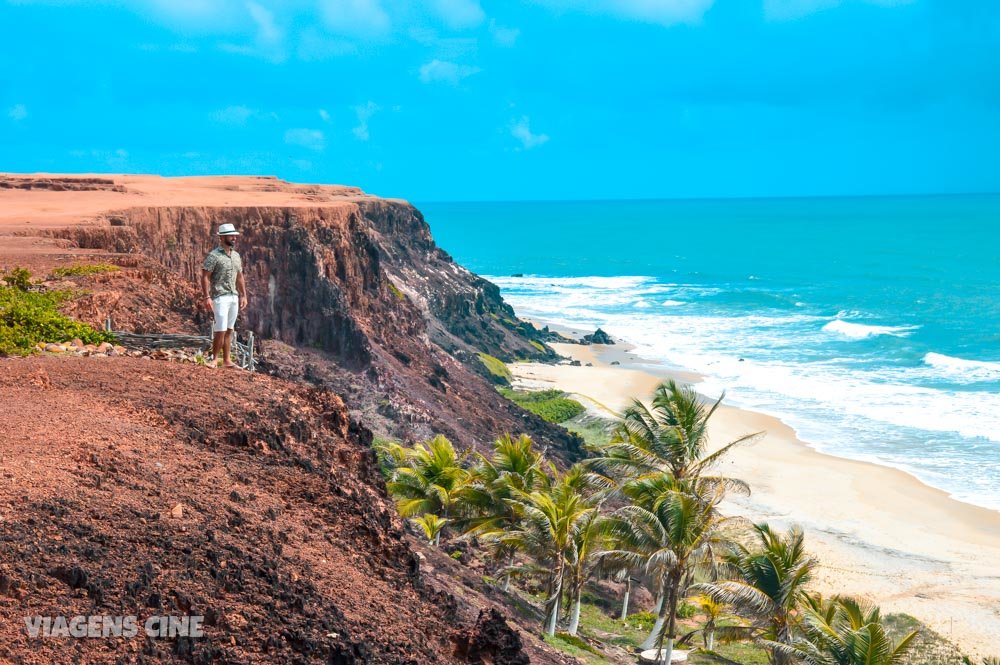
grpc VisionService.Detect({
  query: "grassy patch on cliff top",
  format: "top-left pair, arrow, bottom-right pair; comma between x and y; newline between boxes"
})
50,263 -> 121,278
477,352 -> 513,385
498,387 -> 585,424
0,268 -> 114,356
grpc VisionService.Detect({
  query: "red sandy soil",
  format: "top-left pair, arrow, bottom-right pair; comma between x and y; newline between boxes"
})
0,173 -> 377,230
0,356 -> 575,664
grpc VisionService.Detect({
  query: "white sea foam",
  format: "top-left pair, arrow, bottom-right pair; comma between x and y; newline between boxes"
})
662,299 -> 686,307
492,274 -> 1000,510
822,319 -> 918,339
924,352 -> 1000,382
488,275 -> 653,290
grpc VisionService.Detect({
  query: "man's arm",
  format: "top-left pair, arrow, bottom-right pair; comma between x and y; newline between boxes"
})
237,271 -> 247,309
200,270 -> 214,311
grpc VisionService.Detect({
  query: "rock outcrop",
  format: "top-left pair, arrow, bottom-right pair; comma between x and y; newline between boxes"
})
581,328 -> 614,345
21,176 -> 582,459
0,175 -> 589,663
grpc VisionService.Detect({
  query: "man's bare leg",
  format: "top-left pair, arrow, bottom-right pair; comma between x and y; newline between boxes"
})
212,331 -> 226,366
223,329 -> 237,367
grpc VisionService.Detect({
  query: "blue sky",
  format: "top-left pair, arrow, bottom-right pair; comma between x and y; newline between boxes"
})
1,0 -> 998,200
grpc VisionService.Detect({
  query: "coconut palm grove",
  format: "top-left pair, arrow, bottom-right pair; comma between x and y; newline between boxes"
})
376,380 -> 957,665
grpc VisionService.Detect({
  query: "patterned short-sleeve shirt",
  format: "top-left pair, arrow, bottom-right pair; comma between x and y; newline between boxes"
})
202,247 -> 243,297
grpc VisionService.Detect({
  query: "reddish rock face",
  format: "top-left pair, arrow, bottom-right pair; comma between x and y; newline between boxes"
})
37,180 -> 582,459
0,176 -> 583,665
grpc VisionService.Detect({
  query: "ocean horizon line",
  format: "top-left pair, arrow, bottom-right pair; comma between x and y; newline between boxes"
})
416,190 -> 1000,206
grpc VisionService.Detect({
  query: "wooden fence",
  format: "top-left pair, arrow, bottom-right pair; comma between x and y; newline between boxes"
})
107,320 -> 256,372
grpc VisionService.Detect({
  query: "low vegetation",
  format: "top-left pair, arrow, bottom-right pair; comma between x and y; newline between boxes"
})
375,380 -> 972,665
386,280 -> 405,301
498,387 -> 585,423
0,268 -> 114,357
49,263 -> 120,278
477,351 -> 513,385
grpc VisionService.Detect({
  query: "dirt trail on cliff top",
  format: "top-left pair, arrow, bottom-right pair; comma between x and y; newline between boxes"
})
0,357 -> 574,664
0,174 -> 374,230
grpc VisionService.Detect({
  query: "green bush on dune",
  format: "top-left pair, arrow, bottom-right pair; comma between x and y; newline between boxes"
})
50,263 -> 120,278
0,268 -> 114,356
498,387 -> 585,423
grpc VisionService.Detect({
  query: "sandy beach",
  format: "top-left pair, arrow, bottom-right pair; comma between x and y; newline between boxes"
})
510,339 -> 1000,658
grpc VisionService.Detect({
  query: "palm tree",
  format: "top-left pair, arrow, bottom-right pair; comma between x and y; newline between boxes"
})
590,380 -> 759,497
561,465 -> 611,636
386,434 -> 470,545
790,595 -> 918,665
692,593 -> 730,651
485,465 -> 600,636
413,513 -> 449,545
455,433 -> 548,589
600,471 -> 732,663
694,523 -> 817,665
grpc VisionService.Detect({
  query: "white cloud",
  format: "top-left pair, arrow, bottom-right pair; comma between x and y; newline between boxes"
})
418,59 -> 481,85
352,101 -> 379,141
489,19 -> 520,46
535,0 -> 715,25
319,108 -> 331,122
427,0 -> 485,29
284,128 -> 326,151
8,104 -> 28,121
320,0 -> 390,37
217,1 -> 285,61
247,1 -> 282,43
211,105 -> 257,125
510,116 -> 549,150
763,0 -> 914,21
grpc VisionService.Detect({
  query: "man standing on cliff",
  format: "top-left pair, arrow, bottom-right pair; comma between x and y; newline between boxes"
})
201,223 -> 247,368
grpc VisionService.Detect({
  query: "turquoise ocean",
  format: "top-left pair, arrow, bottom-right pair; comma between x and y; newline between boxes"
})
419,196 -> 1000,512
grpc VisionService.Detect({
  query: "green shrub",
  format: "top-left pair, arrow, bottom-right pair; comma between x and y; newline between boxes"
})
386,281 -> 405,301
2,267 -> 33,291
498,387 -> 586,423
677,601 -> 697,619
544,632 -> 602,657
624,610 -> 659,631
477,352 -> 513,385
529,340 -> 545,352
0,285 -> 114,356
50,263 -> 120,278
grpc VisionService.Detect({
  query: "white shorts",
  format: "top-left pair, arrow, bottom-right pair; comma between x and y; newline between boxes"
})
212,294 -> 239,332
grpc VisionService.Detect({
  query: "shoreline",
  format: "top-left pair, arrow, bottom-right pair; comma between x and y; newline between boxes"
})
510,333 -> 1000,658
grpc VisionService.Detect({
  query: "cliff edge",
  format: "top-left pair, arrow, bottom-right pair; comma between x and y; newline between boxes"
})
0,174 -> 585,663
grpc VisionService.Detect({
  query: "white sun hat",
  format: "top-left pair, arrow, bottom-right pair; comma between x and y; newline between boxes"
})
217,223 -> 240,236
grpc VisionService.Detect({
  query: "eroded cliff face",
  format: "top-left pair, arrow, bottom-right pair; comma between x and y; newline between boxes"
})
45,190 -> 582,459
0,175 -> 584,665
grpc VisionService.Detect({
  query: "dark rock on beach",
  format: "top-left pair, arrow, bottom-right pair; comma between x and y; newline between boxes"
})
580,328 -> 614,345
